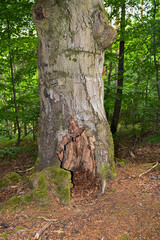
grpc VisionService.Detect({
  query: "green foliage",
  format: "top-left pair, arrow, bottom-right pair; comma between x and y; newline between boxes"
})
0,147 -> 21,158
119,233 -> 131,240
0,145 -> 37,158
0,0 -> 159,143
104,0 -> 160,134
0,0 -> 39,142
144,133 -> 160,144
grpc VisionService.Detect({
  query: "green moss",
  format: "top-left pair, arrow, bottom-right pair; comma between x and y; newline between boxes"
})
108,133 -> 116,178
7,195 -> 20,206
2,195 -> 21,212
21,192 -> 33,204
32,189 -> 49,205
46,166 -> 73,204
141,162 -> 155,167
38,174 -> 47,189
115,157 -> 130,163
2,166 -> 72,210
7,172 -> 23,182
0,233 -> 10,239
119,234 -> 131,240
118,161 -> 126,168
141,162 -> 160,171
32,157 -> 40,172
29,166 -> 72,205
96,3 -> 109,24
96,121 -> 116,180
0,178 -> 9,188
29,170 -> 48,190
12,227 -> 26,234
72,58 -> 77,62
28,172 -> 49,205
98,163 -> 109,180
109,159 -> 117,177
0,172 -> 23,188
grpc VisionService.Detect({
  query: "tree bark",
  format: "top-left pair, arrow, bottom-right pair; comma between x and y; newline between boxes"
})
111,3 -> 125,135
105,60 -> 112,119
33,0 -> 116,191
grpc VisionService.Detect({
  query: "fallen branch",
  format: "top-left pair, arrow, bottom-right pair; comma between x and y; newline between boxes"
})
35,222 -> 52,239
16,166 -> 34,173
37,216 -> 57,222
139,162 -> 159,178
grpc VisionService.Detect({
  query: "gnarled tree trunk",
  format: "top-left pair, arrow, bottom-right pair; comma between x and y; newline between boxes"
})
33,0 -> 116,193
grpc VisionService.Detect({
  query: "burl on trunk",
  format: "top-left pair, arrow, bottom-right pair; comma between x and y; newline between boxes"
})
33,0 -> 116,193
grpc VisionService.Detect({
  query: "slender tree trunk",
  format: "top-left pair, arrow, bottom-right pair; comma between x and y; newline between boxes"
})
33,0 -> 116,192
111,3 -> 125,134
153,0 -> 160,132
141,75 -> 149,134
6,17 -> 21,146
7,120 -> 12,139
32,122 -> 36,141
24,123 -> 27,136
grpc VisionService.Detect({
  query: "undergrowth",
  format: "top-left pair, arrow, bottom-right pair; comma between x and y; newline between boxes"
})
0,146 -> 37,158
144,133 -> 160,144
0,135 -> 38,159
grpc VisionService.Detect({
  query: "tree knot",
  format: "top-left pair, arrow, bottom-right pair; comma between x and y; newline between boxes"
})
34,7 -> 45,21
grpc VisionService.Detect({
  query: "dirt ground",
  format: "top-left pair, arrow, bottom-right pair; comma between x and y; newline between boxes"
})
0,137 -> 160,240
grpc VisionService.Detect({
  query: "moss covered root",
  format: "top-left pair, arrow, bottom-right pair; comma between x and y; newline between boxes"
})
0,172 -> 23,189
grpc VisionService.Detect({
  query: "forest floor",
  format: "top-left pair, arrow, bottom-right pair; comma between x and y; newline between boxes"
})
0,134 -> 160,240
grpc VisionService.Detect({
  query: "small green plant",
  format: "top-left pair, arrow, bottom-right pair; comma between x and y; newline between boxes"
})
144,133 -> 160,144
0,145 -> 38,159
0,147 -> 21,158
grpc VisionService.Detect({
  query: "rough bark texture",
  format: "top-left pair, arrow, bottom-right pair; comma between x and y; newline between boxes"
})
111,3 -> 125,135
33,0 -> 116,189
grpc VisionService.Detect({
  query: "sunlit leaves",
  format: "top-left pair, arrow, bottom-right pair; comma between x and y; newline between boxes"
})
0,0 -> 39,137
104,0 -> 160,132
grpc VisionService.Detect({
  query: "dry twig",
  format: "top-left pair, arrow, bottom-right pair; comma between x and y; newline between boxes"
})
16,166 -> 34,173
34,222 -> 52,239
37,216 -> 57,222
139,162 -> 159,178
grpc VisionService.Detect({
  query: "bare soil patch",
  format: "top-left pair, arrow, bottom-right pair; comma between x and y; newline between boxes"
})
0,138 -> 160,240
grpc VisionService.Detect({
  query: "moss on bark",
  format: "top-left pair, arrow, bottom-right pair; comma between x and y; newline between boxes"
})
29,166 -> 72,205
2,166 -> 72,212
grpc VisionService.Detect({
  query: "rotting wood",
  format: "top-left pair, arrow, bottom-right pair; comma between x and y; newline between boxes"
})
57,116 -> 96,174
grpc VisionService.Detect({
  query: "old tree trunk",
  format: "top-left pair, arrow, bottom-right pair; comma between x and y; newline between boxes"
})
33,0 -> 116,194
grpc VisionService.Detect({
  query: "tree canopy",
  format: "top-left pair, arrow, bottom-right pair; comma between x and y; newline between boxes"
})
0,0 -> 159,143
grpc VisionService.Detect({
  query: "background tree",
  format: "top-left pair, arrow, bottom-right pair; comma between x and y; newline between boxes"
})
0,0 -> 39,144
111,0 -> 126,134
104,0 -> 160,136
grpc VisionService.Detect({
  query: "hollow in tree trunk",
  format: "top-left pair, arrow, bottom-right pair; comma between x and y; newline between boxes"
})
33,0 -> 116,193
